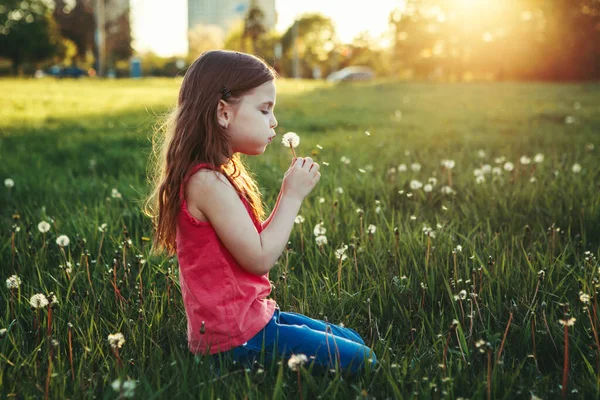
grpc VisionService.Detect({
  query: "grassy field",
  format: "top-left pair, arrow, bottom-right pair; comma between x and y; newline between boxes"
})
0,77 -> 599,399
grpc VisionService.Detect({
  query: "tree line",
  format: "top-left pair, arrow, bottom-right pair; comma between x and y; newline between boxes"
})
1,0 -> 598,80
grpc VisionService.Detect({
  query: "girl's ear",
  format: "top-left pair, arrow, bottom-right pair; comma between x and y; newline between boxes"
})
217,99 -> 231,128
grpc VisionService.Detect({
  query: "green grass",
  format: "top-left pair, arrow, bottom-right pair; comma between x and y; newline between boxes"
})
0,76 -> 599,399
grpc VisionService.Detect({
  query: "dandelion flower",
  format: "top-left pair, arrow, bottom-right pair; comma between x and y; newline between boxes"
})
367,224 -> 376,234
313,223 -> 326,236
579,292 -> 590,305
559,318 -> 576,327
534,153 -> 544,163
340,156 -> 351,165
111,188 -> 122,199
335,244 -> 348,260
475,175 -> 485,184
441,159 -> 455,169
503,162 -> 514,172
282,132 -> 300,148
108,332 -> 126,349
494,156 -> 506,164
492,167 -> 502,176
410,163 -> 421,172
410,180 -> 423,190
335,187 -> 344,194
455,245 -> 463,252
287,353 -> 308,371
111,378 -> 137,398
56,235 -> 70,247
441,186 -> 455,195
4,178 -> 14,188
98,223 -> 108,232
6,275 -> 21,289
294,215 -> 305,224
565,116 -> 575,124
398,164 -> 407,172
572,163 -> 581,173
520,156 -> 531,165
315,235 -> 328,246
458,290 -> 467,300
477,150 -> 486,158
427,177 -> 437,186
38,221 -> 51,233
423,183 -> 433,192
30,293 -> 49,309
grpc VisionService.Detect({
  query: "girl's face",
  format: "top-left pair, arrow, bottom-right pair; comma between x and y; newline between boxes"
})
225,80 -> 278,156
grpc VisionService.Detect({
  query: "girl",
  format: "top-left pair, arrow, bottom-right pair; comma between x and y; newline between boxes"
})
145,50 -> 376,374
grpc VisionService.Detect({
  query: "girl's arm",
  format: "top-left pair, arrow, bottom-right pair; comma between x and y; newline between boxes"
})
261,189 -> 283,230
188,159 -> 318,276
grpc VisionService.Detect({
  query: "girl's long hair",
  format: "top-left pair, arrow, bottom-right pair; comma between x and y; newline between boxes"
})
144,50 -> 277,256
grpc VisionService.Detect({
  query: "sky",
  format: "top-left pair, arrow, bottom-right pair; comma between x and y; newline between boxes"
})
130,0 -> 404,57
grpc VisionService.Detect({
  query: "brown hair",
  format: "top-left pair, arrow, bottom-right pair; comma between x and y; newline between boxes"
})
144,50 -> 277,256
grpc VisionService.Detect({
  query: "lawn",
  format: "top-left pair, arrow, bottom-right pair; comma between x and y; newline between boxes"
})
0,77 -> 599,399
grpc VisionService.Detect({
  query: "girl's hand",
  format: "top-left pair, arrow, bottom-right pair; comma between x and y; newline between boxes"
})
282,157 -> 320,201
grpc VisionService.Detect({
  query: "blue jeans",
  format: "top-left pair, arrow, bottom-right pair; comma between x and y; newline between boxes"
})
214,309 -> 377,374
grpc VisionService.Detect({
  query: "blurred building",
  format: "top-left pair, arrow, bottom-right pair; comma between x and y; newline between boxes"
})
188,0 -> 276,34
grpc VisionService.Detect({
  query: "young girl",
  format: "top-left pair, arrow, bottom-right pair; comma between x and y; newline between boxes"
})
145,50 -> 376,374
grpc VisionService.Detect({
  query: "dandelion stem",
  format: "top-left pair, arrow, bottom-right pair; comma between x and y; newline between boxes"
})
487,348 -> 492,400
46,304 -> 52,337
562,322 -> 569,399
496,312 -> 512,364
45,341 -> 53,400
337,257 -> 343,299
289,142 -> 296,159
68,325 -> 74,381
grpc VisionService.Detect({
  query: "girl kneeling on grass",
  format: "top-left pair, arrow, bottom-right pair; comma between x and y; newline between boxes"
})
144,50 -> 376,374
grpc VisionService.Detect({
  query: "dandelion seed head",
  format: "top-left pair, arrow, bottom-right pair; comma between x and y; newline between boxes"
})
30,293 -> 49,309
108,332 -> 125,349
37,221 -> 50,233
315,235 -> 328,246
282,132 -> 300,148
313,223 -> 326,236
294,215 -> 305,224
56,235 -> 70,247
503,162 -> 514,172
572,163 -> 582,173
287,353 -> 308,371
6,275 -> 21,289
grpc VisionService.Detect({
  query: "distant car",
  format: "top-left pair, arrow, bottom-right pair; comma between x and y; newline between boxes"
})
47,65 -> 87,78
326,66 -> 374,82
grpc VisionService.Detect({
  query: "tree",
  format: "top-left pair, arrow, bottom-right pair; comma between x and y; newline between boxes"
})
52,0 -> 95,64
243,1 -> 266,53
104,2 -> 132,64
0,0 -> 63,74
280,13 -> 337,78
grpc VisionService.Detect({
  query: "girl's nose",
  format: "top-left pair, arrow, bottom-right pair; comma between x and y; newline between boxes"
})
270,116 -> 278,129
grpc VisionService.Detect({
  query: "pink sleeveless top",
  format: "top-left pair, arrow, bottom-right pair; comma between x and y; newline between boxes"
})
176,163 -> 276,354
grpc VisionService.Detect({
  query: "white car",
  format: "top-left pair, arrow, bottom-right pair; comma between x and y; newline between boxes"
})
326,66 -> 374,82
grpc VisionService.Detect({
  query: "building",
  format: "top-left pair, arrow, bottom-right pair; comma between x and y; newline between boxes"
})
188,0 -> 276,35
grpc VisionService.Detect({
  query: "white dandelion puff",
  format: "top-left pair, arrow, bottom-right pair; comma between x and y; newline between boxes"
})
30,293 -> 49,309
107,332 -> 125,349
572,163 -> 582,173
287,354 -> 308,371
4,178 -> 14,188
38,221 -> 51,233
282,132 -> 300,148
6,275 -> 21,289
56,235 -> 70,247
313,223 -> 326,236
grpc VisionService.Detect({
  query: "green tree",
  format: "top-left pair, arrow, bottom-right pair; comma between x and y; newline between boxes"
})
0,0 -> 62,74
243,0 -> 266,54
52,0 -> 95,64
280,13 -> 337,78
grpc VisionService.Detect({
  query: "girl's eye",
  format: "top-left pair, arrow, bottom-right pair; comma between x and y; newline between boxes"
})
261,110 -> 269,115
